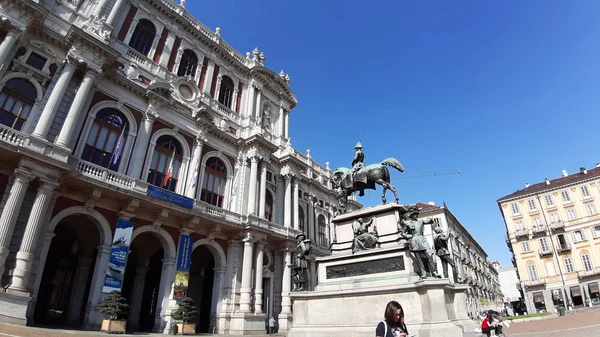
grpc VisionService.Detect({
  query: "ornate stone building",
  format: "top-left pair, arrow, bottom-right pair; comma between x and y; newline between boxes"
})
498,166 -> 600,314
416,202 -> 503,317
0,0 -> 358,334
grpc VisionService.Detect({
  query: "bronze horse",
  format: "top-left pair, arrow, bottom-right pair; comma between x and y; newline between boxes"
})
330,158 -> 404,211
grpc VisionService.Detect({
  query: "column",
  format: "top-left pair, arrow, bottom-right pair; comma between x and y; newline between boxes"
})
66,256 -> 94,324
278,105 -> 284,137
283,175 -> 292,227
129,262 -> 149,329
293,179 -> 299,229
258,163 -> 267,219
154,257 -> 176,331
0,28 -> 22,70
253,242 -> 265,313
33,61 -> 76,139
82,244 -> 111,328
245,83 -> 256,118
127,112 -> 155,179
0,170 -> 34,276
202,61 -> 215,94
239,234 -> 255,313
309,258 -> 316,290
10,179 -> 59,292
185,137 -> 203,198
106,0 -> 126,27
307,195 -> 315,241
55,70 -> 97,148
246,157 -> 258,215
254,89 -> 262,121
280,248 -> 292,314
90,0 -> 111,18
284,110 -> 289,138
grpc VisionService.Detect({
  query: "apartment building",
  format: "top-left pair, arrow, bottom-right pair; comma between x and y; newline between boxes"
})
498,166 -> 600,314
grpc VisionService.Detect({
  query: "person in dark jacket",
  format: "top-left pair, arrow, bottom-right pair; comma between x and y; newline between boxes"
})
376,301 -> 408,337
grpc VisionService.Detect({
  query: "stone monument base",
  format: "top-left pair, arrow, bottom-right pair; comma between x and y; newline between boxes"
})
0,291 -> 31,325
228,312 -> 268,335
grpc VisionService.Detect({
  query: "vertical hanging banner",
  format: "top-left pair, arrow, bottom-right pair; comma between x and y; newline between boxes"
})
102,219 -> 134,293
173,234 -> 194,301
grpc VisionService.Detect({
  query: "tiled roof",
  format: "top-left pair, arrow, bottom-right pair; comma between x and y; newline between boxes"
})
416,202 -> 443,212
497,166 -> 600,202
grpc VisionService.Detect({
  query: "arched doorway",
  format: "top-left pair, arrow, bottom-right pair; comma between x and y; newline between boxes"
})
188,245 -> 215,332
34,214 -> 101,326
121,232 -> 164,332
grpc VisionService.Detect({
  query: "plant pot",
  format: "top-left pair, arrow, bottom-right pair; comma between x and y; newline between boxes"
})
177,322 -> 196,335
101,319 -> 126,334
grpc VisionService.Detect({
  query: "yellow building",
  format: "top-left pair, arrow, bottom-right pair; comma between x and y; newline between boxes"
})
498,166 -> 600,314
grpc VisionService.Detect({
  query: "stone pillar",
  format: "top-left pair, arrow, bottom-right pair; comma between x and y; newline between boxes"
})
246,157 -> 258,215
105,0 -> 126,27
33,60 -> 76,139
55,70 -> 97,148
239,234 -> 255,313
185,137 -> 203,198
0,28 -> 22,71
280,248 -> 292,314
293,179 -> 299,229
66,256 -> 94,325
278,105 -> 284,137
82,245 -> 112,329
10,179 -> 59,292
284,110 -> 289,138
202,61 -> 215,94
90,0 -> 111,18
254,89 -> 262,121
284,175 -> 292,227
245,83 -> 256,118
307,196 -> 315,240
258,163 -> 267,219
253,242 -> 265,314
127,112 -> 155,179
309,259 -> 316,291
0,169 -> 34,276
129,262 -> 149,329
154,257 -> 176,332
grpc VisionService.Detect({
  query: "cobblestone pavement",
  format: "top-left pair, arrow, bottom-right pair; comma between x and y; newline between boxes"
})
1,308 -> 599,337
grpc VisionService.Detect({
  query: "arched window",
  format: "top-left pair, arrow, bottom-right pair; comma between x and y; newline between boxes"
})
298,206 -> 305,233
200,157 -> 227,207
147,135 -> 182,192
177,49 -> 198,77
318,215 -> 326,247
128,19 -> 156,56
82,108 -> 128,171
265,191 -> 273,222
217,76 -> 234,108
0,78 -> 36,131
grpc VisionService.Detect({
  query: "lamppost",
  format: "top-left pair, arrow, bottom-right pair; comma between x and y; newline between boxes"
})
534,194 -> 570,312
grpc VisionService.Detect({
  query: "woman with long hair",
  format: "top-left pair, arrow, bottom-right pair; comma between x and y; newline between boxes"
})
376,301 -> 408,337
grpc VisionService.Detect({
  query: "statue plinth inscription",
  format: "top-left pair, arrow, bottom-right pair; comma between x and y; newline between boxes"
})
326,255 -> 404,279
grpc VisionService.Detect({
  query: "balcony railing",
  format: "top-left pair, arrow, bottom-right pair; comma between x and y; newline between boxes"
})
532,225 -> 547,235
0,124 -> 28,146
515,228 -> 529,238
75,160 -> 137,189
550,221 -> 565,230
524,277 -> 546,287
578,267 -> 600,278
538,248 -> 553,257
556,243 -> 571,253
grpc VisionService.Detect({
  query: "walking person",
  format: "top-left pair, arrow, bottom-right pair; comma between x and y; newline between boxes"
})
376,300 -> 409,337
269,316 -> 276,335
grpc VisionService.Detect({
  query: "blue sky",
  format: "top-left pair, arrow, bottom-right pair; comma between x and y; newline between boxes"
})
188,1 -> 600,267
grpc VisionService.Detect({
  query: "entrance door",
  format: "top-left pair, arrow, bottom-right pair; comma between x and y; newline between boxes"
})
188,246 -> 215,333
570,286 -> 583,306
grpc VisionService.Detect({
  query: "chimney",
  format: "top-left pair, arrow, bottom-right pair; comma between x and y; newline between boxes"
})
525,183 -> 530,188
562,170 -> 568,177
545,178 -> 550,185
580,167 -> 588,175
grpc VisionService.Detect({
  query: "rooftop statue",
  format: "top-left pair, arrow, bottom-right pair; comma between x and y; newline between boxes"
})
330,142 -> 404,211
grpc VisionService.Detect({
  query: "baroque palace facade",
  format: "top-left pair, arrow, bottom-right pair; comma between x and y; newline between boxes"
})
0,0 -> 358,334
416,202 -> 503,317
498,166 -> 600,314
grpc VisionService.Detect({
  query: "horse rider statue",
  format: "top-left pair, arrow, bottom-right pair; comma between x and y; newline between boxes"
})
345,142 -> 366,196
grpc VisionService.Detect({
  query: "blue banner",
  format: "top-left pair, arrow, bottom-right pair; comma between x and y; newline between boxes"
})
102,219 -> 134,293
176,235 -> 194,272
147,185 -> 194,209
173,235 -> 194,300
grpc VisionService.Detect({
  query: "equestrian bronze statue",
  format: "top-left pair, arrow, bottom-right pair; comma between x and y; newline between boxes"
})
330,142 -> 404,211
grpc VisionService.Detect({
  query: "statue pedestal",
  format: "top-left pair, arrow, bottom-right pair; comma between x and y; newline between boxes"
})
288,204 -> 473,337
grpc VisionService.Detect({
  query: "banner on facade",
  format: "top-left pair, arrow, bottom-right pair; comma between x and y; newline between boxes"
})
102,219 -> 134,293
173,234 -> 194,301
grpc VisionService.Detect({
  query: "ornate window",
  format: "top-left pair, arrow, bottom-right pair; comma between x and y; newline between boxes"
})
0,78 -> 36,131
82,108 -> 128,170
147,135 -> 182,192
128,19 -> 156,56
217,75 -> 234,108
298,206 -> 305,233
318,215 -> 326,247
177,49 -> 198,77
265,191 -> 273,222
200,157 -> 227,207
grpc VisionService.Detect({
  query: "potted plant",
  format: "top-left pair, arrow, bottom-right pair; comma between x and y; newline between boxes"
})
171,297 -> 199,335
99,291 -> 130,334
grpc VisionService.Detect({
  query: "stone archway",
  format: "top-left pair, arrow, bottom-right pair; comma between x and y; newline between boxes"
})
33,206 -> 112,327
